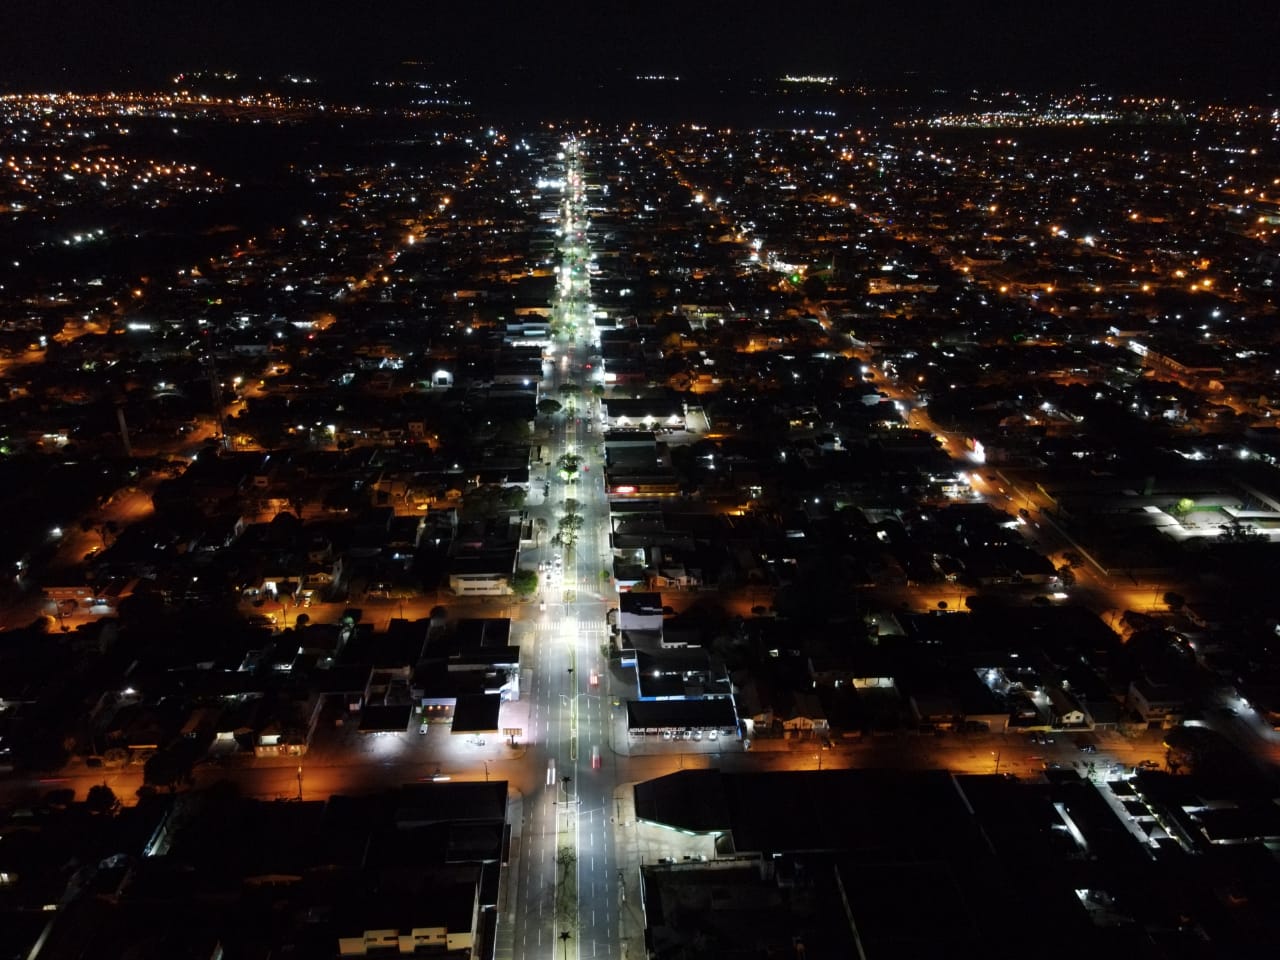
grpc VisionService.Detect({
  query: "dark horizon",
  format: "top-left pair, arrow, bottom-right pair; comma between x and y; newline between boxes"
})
6,1 -> 1279,100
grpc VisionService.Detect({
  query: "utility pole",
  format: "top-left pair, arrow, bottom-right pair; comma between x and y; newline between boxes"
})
296,763 -> 303,801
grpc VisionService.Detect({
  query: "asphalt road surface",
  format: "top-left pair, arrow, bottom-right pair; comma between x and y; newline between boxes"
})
511,140 -> 621,960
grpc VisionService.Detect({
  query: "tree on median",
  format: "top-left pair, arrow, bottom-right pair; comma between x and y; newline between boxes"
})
556,453 -> 584,478
557,513 -> 584,546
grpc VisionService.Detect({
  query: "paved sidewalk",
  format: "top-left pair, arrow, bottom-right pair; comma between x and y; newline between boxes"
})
612,784 -> 649,960
610,779 -> 722,957
493,788 -> 523,960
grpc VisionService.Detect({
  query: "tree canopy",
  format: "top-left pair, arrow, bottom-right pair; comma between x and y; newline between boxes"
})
557,512 -> 584,546
511,568 -> 539,597
555,452 -> 584,479
462,484 -> 526,518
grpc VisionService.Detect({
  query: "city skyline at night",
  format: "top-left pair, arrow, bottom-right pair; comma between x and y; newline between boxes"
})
6,0 -> 1280,95
3,5 -> 1280,960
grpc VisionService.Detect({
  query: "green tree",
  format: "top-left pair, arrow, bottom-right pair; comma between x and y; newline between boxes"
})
557,513 -> 584,546
81,517 -> 119,548
511,568 -> 539,597
557,383 -> 581,398
499,486 -> 527,510
556,453 -> 583,478
461,484 -> 507,518
538,398 -> 563,417
86,783 -> 120,815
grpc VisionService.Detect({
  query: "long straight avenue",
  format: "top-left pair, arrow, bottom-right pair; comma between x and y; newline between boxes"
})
513,139 -> 621,960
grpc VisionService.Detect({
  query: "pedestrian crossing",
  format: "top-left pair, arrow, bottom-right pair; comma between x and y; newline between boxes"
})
529,619 -> 609,660
531,619 -> 609,642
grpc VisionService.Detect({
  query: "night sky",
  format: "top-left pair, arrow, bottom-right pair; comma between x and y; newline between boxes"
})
4,0 -> 1279,94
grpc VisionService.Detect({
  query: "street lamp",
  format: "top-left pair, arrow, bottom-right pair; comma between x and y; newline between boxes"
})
296,763 -> 303,800
992,750 -> 1001,775
558,931 -> 572,960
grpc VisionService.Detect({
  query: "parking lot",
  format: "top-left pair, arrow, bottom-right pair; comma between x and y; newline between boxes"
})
657,728 -> 721,744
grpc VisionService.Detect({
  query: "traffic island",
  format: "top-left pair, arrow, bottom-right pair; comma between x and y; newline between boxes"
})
554,809 -> 578,956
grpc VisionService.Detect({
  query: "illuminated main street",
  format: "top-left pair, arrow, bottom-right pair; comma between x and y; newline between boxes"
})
7,126 -> 1280,959
509,139 -> 620,960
